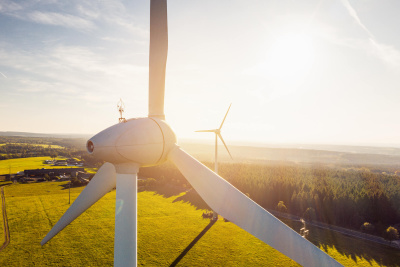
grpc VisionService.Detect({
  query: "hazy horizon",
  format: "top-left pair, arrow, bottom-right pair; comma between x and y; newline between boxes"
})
3,130 -> 400,151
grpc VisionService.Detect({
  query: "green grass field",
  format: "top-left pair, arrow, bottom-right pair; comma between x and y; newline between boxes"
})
1,181 -> 399,266
0,157 -> 78,175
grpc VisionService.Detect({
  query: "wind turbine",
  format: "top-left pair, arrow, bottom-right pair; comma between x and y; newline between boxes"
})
196,103 -> 233,174
196,104 -> 233,220
41,1 -> 342,266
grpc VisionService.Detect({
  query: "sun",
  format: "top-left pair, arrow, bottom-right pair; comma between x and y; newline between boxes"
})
266,32 -> 315,82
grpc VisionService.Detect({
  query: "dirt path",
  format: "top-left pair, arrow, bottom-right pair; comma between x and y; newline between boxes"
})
0,186 -> 10,252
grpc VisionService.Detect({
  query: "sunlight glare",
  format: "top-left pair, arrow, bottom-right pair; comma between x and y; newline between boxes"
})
266,33 -> 315,82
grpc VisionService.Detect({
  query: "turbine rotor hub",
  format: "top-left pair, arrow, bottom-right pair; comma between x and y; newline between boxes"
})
86,117 -> 176,167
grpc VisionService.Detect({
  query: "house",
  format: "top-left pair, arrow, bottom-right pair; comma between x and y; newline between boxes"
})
77,171 -> 91,179
54,160 -> 67,166
24,168 -> 85,177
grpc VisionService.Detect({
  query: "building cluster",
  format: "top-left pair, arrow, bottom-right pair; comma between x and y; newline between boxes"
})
0,158 -> 92,184
44,158 -> 84,167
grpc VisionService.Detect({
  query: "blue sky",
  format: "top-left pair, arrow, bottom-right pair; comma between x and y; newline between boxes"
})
1,0 -> 400,146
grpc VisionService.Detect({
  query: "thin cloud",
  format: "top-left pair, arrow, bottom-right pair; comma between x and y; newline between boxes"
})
338,0 -> 400,67
76,4 -> 100,19
1,1 -> 147,40
0,71 -> 7,78
0,42 -> 147,107
369,39 -> 400,67
321,31 -> 400,67
0,1 -> 23,13
340,0 -> 374,38
27,11 -> 95,31
76,0 -> 148,37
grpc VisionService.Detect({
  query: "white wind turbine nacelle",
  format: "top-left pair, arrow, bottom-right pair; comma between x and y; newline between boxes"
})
41,0 -> 343,266
86,117 -> 176,167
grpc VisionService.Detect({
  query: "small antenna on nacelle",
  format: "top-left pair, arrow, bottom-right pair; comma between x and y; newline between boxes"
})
117,99 -> 126,123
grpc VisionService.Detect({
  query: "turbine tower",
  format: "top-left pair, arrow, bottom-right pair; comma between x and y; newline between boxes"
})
196,104 -> 233,220
41,1 -> 342,266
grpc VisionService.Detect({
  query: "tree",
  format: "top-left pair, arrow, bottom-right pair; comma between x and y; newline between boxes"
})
303,207 -> 316,221
276,201 -> 288,213
384,226 -> 399,244
351,213 -> 364,229
360,222 -> 375,234
43,174 -> 51,181
50,152 -> 58,161
71,176 -> 80,186
146,178 -> 157,187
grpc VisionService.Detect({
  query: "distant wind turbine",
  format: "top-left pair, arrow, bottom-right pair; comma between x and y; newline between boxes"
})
196,104 -> 233,220
196,103 -> 233,174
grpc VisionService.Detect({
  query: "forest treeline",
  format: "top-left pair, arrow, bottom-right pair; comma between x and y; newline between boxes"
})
0,136 -> 86,160
139,161 -> 400,237
0,136 -> 106,169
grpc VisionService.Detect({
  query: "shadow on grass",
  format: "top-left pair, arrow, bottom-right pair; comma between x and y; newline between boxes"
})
144,184 -> 211,211
172,189 -> 211,210
140,184 -> 185,198
144,185 -> 400,266
58,182 -> 85,190
169,220 -> 216,267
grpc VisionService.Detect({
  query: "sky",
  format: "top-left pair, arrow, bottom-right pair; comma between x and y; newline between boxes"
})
1,0 -> 400,146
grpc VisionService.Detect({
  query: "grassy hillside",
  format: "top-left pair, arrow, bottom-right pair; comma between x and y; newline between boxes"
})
0,157 -> 76,175
0,182 -> 399,266
0,182 -> 114,266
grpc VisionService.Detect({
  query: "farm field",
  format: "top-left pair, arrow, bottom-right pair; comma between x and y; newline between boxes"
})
0,181 -> 399,266
0,157 -> 79,175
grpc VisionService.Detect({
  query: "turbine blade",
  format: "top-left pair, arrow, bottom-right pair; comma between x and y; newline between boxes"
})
114,168 -> 139,267
195,129 -> 217,133
41,163 -> 116,245
219,103 -> 232,130
168,147 -> 342,267
217,133 -> 232,159
148,0 -> 168,120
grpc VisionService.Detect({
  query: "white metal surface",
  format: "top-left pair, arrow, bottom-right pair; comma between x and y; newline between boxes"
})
114,169 -> 138,267
168,146 -> 342,267
87,117 -> 176,167
41,163 -> 117,245
148,0 -> 168,119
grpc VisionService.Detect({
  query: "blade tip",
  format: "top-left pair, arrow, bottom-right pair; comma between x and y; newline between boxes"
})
41,232 -> 55,246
